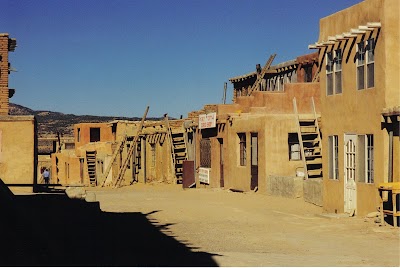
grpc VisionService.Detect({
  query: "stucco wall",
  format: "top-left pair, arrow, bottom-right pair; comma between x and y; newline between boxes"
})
221,114 -> 307,193
74,123 -> 114,151
318,0 -> 399,215
0,116 -> 36,185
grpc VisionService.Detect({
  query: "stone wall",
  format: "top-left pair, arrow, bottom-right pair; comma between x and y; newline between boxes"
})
267,175 -> 303,199
303,179 -> 323,207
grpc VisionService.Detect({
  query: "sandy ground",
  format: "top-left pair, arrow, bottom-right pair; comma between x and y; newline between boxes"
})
87,183 -> 400,267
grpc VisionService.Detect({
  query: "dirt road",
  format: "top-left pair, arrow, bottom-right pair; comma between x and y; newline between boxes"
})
90,183 -> 400,267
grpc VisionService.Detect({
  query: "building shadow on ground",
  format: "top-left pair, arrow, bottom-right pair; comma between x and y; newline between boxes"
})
0,186 -> 219,266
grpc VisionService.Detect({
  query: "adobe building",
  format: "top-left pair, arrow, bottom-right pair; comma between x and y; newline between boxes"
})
190,53 -> 323,205
0,33 -> 37,190
308,0 -> 399,216
52,122 -> 115,186
51,117 -> 189,187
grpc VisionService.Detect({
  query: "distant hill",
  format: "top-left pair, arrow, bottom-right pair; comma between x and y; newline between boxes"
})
9,103 -> 163,138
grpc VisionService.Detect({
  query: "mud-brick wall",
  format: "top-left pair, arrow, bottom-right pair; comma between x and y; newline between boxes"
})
0,34 -> 10,115
0,116 -> 36,186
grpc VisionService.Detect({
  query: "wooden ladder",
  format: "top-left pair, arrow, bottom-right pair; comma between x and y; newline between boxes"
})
100,135 -> 128,187
113,106 -> 149,188
164,115 -> 187,183
293,97 -> 323,180
247,53 -> 276,96
86,150 -> 97,186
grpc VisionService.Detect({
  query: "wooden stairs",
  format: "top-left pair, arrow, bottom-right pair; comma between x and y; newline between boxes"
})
165,116 -> 187,183
86,150 -> 97,186
293,97 -> 323,180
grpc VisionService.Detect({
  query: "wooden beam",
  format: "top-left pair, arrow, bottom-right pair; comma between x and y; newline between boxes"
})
367,22 -> 381,28
351,28 -> 366,34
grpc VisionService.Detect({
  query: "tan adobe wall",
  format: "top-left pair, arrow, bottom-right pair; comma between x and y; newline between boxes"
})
142,134 -> 175,184
74,122 -> 114,150
225,114 -> 305,192
51,152 -> 81,185
319,0 -> 399,109
226,83 -> 320,115
0,116 -> 36,185
296,52 -> 319,83
318,0 -> 399,215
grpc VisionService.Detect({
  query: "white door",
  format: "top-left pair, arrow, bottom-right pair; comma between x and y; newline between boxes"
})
344,134 -> 357,214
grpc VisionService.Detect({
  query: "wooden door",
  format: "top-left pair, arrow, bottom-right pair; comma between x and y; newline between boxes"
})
251,133 -> 258,190
219,139 -> 224,188
344,134 -> 357,214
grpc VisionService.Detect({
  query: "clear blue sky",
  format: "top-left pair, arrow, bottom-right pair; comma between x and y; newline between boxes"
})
1,0 -> 362,118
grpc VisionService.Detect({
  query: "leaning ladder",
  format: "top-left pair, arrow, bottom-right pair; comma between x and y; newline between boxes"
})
101,135 -> 127,187
113,106 -> 149,188
247,53 -> 276,96
164,115 -> 178,182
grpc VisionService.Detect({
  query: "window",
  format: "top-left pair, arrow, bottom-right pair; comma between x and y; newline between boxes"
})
334,49 -> 342,94
151,144 -> 156,168
328,135 -> 339,180
288,133 -> 301,161
358,134 -> 374,183
77,128 -> 81,142
90,128 -> 100,142
200,138 -> 211,168
366,39 -> 375,88
326,49 -> 342,95
357,38 -> 375,90
326,52 -> 334,95
251,133 -> 258,166
238,133 -> 246,166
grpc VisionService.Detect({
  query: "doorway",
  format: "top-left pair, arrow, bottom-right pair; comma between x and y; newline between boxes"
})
251,133 -> 258,190
218,138 -> 224,188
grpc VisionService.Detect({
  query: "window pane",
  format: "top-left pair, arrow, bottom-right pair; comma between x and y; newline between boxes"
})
357,66 -> 365,90
358,135 -> 366,182
328,136 -> 334,179
357,42 -> 365,65
326,52 -> 333,72
367,39 -> 375,63
367,63 -> 374,88
335,71 -> 342,94
288,133 -> 301,161
335,49 -> 342,70
238,133 -> 246,166
251,134 -> 258,165
367,134 -> 374,183
334,136 -> 339,180
327,73 -> 333,95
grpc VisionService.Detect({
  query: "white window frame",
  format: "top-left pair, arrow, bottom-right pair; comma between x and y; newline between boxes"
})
326,49 -> 342,96
328,135 -> 339,180
357,38 -> 375,90
357,134 -> 374,184
334,48 -> 342,94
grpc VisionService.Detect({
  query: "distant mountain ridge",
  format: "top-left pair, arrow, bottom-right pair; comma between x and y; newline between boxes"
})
9,103 -> 163,138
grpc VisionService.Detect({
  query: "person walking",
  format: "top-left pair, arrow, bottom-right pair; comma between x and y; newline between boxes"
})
42,168 -> 50,184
